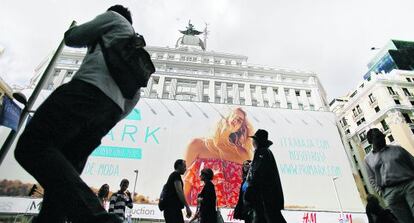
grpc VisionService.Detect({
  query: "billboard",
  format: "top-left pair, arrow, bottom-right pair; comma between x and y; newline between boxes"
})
0,97 -> 365,214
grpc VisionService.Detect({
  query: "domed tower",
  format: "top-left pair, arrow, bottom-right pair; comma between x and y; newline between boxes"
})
176,20 -> 206,51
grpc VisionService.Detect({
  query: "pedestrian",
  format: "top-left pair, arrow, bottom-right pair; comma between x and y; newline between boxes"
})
14,5 -> 142,223
366,194 -> 399,223
98,183 -> 110,209
364,128 -> 414,223
108,179 -> 133,221
234,160 -> 252,223
244,129 -> 286,223
162,159 -> 192,223
190,168 -> 217,223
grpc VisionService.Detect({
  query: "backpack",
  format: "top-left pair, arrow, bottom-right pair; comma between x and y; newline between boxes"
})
158,184 -> 168,211
97,33 -> 155,99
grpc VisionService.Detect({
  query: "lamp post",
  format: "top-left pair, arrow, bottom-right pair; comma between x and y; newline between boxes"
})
332,176 -> 344,222
132,169 -> 139,200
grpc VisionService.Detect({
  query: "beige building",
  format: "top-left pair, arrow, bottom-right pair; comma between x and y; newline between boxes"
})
32,23 -> 329,112
330,69 -> 414,196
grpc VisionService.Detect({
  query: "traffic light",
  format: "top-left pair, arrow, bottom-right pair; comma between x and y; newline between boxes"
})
28,185 -> 37,196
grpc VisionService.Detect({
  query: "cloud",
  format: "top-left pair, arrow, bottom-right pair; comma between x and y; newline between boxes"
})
1,0 -> 414,99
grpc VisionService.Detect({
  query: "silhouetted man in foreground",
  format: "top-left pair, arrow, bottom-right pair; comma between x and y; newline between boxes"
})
364,128 -> 414,223
14,5 -> 141,223
244,129 -> 286,223
162,159 -> 192,223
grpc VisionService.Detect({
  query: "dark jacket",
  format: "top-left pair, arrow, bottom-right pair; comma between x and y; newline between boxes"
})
234,178 -> 250,220
198,181 -> 217,223
245,146 -> 284,211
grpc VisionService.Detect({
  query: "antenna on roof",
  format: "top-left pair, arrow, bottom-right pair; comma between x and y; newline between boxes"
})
203,22 -> 210,51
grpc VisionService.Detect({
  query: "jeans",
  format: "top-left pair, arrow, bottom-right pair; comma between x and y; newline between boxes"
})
383,179 -> 414,223
15,80 -> 122,223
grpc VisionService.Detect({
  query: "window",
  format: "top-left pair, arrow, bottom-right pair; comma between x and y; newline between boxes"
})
284,89 -> 290,96
368,93 -> 376,103
309,104 -> 315,110
203,58 -> 210,63
411,101 -> 414,106
239,98 -> 245,105
364,145 -> 372,154
251,99 -> 258,106
381,119 -> 389,131
374,106 -> 380,113
407,78 -> 412,82
403,88 -> 412,96
387,87 -> 396,95
306,91 -> 311,97
353,155 -> 358,164
348,142 -> 353,151
202,95 -> 209,102
298,103 -> 304,110
273,88 -> 278,95
356,117 -> 365,126
287,102 -> 292,109
53,69 -> 61,76
273,101 -> 280,108
168,55 -> 175,60
65,70 -> 74,77
356,105 -> 362,114
359,131 -> 367,142
394,99 -> 401,105
402,113 -> 412,123
157,54 -> 164,59
345,129 -> 350,134
358,170 -> 364,179
352,108 -> 358,117
295,90 -> 300,96
388,135 -> 394,142
341,117 -> 348,126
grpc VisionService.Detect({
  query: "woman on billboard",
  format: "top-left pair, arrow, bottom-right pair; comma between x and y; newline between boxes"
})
184,107 -> 254,207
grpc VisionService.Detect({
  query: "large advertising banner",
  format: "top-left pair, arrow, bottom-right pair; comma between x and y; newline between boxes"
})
0,97 -> 365,217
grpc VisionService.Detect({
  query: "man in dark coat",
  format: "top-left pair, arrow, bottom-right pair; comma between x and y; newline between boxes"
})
244,129 -> 286,223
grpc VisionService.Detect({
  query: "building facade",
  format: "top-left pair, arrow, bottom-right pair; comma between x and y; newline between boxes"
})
331,66 -> 414,196
32,23 -> 328,112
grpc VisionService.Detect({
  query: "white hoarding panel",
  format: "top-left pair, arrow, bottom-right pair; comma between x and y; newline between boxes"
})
0,98 -> 365,214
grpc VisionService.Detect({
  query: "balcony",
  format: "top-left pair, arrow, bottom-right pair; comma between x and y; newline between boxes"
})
352,112 -> 364,122
368,99 -> 378,107
390,92 -> 400,99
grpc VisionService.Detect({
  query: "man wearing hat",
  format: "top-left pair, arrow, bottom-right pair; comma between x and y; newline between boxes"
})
244,129 -> 286,223
364,128 -> 414,223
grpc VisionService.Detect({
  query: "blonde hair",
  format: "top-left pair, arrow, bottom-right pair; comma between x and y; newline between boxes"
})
205,107 -> 254,158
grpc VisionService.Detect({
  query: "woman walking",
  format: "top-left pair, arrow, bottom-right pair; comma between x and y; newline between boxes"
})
190,168 -> 217,223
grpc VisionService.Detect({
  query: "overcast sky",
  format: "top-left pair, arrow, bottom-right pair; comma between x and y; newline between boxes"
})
1,0 -> 414,100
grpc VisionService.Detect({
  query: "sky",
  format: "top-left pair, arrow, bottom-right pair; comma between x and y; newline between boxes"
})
1,0 -> 414,101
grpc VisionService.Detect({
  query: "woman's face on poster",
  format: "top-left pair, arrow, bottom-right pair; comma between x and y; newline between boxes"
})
228,110 -> 245,133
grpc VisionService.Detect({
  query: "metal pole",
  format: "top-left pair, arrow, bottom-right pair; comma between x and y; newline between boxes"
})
332,176 -> 344,222
133,169 -> 139,198
0,21 -> 77,166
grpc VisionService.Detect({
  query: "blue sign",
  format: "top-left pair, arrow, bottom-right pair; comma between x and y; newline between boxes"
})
0,96 -> 22,131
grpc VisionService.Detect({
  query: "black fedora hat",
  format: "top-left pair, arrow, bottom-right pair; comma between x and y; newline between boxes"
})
250,129 -> 273,146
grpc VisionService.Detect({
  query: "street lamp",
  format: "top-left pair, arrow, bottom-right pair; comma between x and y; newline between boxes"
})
132,169 -> 139,200
332,176 -> 344,222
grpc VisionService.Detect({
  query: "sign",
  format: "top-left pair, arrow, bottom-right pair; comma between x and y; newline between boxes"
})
0,196 -> 368,223
0,98 -> 365,213
0,96 -> 21,131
